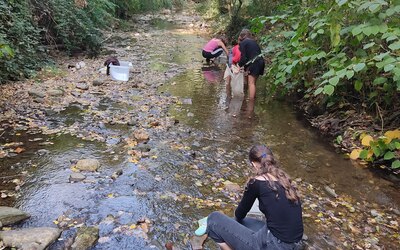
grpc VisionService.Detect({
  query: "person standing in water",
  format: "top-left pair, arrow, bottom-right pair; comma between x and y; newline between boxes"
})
204,144 -> 304,250
238,29 -> 265,100
202,35 -> 229,64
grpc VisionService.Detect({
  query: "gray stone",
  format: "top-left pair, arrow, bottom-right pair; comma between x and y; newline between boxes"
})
0,227 -> 61,250
71,226 -> 99,250
69,172 -> 86,182
28,90 -> 45,98
47,89 -> 64,96
76,82 -> 89,90
92,80 -> 104,86
0,206 -> 30,226
75,159 -> 100,172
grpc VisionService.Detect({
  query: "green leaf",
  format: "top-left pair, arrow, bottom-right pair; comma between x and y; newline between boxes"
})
329,76 -> 340,86
323,85 -> 335,95
346,70 -> 355,79
336,0 -> 348,6
372,146 -> 381,157
363,42 -> 375,49
359,149 -> 369,159
395,141 -> 400,149
373,52 -> 389,61
392,160 -> 400,169
389,41 -> 400,51
317,29 -> 324,34
330,23 -> 341,48
384,64 -> 395,72
314,87 -> 324,95
322,69 -> 335,78
384,151 -> 395,160
354,80 -> 363,91
353,63 -> 366,72
369,3 -> 381,13
373,77 -> 387,85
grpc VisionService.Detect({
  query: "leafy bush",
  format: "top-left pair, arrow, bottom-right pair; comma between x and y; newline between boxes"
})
251,0 -> 400,114
0,1 -> 44,82
350,130 -> 400,171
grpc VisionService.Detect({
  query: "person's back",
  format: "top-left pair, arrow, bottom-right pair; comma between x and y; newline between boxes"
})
203,38 -> 219,52
235,179 -> 303,243
238,38 -> 261,67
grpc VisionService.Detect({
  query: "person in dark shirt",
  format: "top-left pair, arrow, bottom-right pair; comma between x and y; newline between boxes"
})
205,145 -> 304,250
238,29 -> 265,101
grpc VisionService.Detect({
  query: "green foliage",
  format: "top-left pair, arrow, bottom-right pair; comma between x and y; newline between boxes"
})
0,0 -> 43,82
351,130 -> 400,170
251,0 -> 400,112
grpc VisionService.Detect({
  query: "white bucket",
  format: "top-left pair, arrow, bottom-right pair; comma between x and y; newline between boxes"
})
109,61 -> 132,82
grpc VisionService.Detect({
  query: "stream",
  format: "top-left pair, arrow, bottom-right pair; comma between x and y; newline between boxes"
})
0,10 -> 399,250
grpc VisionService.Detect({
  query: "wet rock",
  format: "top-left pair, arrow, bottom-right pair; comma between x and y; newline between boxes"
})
93,79 -> 104,86
34,98 -> 45,104
190,234 -> 207,250
70,173 -> 86,182
37,149 -> 50,156
192,141 -> 200,147
133,129 -> 149,141
48,89 -> 64,97
137,143 -> 151,152
0,227 -> 61,250
111,169 -> 123,180
0,206 -> 30,226
187,112 -> 194,117
324,186 -> 338,198
75,159 -> 100,172
182,98 -> 192,105
28,90 -> 45,98
76,82 -> 89,90
75,61 -> 86,69
71,226 -> 99,250
71,91 -> 81,97
127,119 -> 137,126
223,180 -> 241,192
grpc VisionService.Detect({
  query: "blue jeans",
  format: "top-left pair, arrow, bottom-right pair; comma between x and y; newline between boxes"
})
206,211 -> 303,250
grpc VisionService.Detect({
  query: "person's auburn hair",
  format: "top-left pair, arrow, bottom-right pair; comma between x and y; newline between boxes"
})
249,145 -> 300,203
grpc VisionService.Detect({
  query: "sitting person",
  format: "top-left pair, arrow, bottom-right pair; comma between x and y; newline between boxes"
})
204,144 -> 304,250
202,35 -> 229,64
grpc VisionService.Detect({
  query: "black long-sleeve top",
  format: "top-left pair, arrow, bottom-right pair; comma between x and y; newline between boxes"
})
235,179 -> 304,243
238,38 -> 262,67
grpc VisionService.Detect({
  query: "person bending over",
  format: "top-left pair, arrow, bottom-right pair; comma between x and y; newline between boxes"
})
202,35 -> 229,64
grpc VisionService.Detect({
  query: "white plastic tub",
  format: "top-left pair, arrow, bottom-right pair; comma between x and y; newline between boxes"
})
109,61 -> 132,82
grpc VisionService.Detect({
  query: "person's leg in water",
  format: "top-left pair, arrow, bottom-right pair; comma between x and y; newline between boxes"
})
248,74 -> 258,100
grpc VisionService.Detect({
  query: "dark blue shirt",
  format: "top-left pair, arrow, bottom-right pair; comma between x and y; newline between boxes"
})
235,179 -> 304,243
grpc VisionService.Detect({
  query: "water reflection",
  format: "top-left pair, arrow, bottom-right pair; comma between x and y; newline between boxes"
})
201,65 -> 224,84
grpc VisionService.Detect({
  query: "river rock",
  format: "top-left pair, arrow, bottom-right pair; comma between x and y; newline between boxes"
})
69,172 -> 86,182
0,227 -> 61,250
0,206 -> 30,226
71,226 -> 99,250
48,89 -> 64,96
75,159 -> 100,172
133,129 -> 149,141
92,79 -> 104,86
28,90 -> 45,98
76,82 -> 89,90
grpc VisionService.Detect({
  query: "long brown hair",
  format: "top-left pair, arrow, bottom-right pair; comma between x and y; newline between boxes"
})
249,145 -> 300,203
239,28 -> 252,41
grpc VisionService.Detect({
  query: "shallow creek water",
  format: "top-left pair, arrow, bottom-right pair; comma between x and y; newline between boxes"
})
0,16 -> 399,250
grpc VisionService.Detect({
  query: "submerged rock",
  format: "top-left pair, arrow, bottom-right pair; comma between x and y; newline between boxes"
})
71,226 -> 99,250
0,206 -> 30,226
75,159 -> 100,172
70,173 -> 86,182
0,227 -> 61,250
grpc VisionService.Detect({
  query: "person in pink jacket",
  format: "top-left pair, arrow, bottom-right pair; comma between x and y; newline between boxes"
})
202,35 -> 229,64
